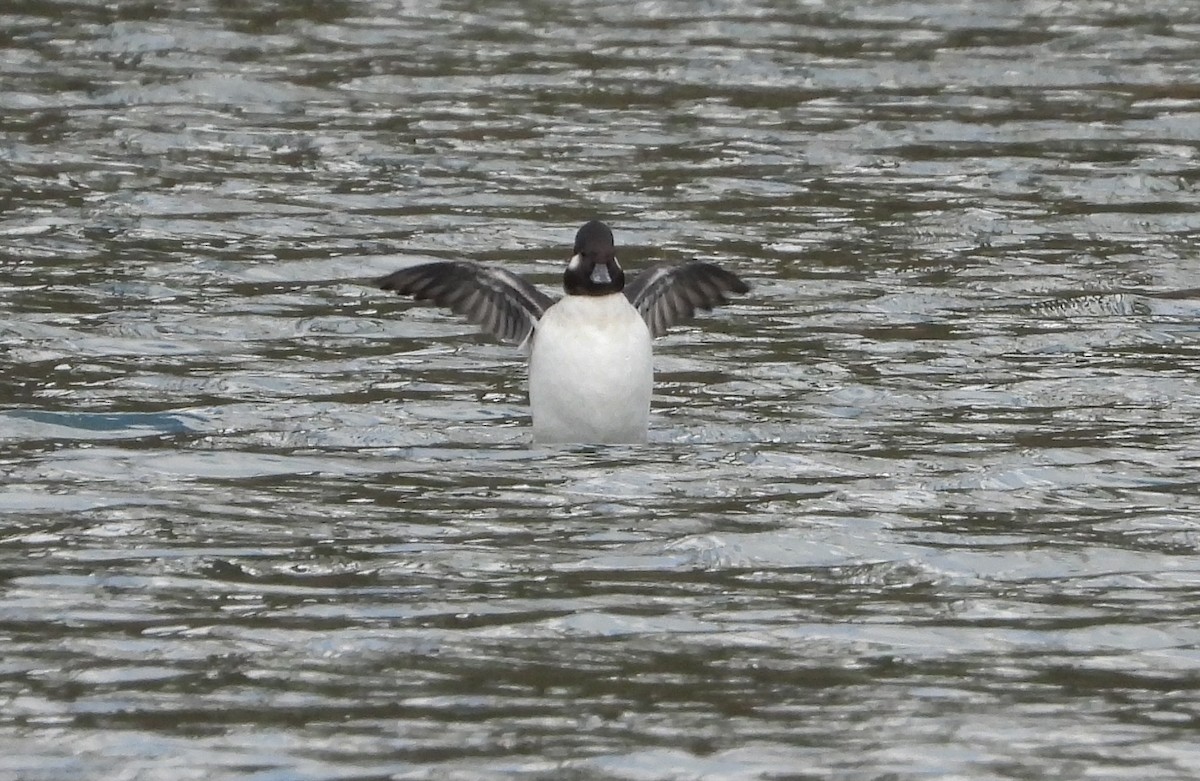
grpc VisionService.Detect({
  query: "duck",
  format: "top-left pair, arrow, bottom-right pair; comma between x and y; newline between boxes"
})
375,220 -> 748,444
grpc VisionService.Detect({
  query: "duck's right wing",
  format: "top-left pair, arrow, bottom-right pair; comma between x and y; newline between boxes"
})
377,261 -> 555,344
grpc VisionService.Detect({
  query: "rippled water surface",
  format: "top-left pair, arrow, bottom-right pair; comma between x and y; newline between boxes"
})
4,1 -> 1200,779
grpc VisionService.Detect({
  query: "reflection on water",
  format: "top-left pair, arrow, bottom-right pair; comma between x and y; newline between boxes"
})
3,1 -> 1200,778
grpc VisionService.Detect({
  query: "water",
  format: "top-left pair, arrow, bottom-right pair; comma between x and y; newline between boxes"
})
3,1 -> 1200,779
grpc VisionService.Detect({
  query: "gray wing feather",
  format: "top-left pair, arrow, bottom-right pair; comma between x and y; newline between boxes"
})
624,262 -> 749,338
376,262 -> 555,344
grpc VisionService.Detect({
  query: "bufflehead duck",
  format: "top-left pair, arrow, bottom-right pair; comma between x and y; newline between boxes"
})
376,220 -> 748,444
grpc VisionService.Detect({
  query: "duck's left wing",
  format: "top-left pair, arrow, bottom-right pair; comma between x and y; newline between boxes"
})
624,262 -> 749,338
377,261 -> 555,344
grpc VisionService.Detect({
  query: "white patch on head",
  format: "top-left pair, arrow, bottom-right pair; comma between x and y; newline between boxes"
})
568,253 -> 583,272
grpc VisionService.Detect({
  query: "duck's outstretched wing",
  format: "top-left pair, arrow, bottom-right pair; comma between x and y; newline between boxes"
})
623,262 -> 749,338
377,262 -> 555,344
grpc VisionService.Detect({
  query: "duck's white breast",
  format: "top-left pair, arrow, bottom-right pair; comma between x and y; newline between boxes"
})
528,294 -> 653,444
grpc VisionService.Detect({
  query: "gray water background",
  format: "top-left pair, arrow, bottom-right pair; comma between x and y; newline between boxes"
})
3,1 -> 1200,779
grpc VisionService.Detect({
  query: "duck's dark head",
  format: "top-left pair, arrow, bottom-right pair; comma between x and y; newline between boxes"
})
564,220 -> 624,296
